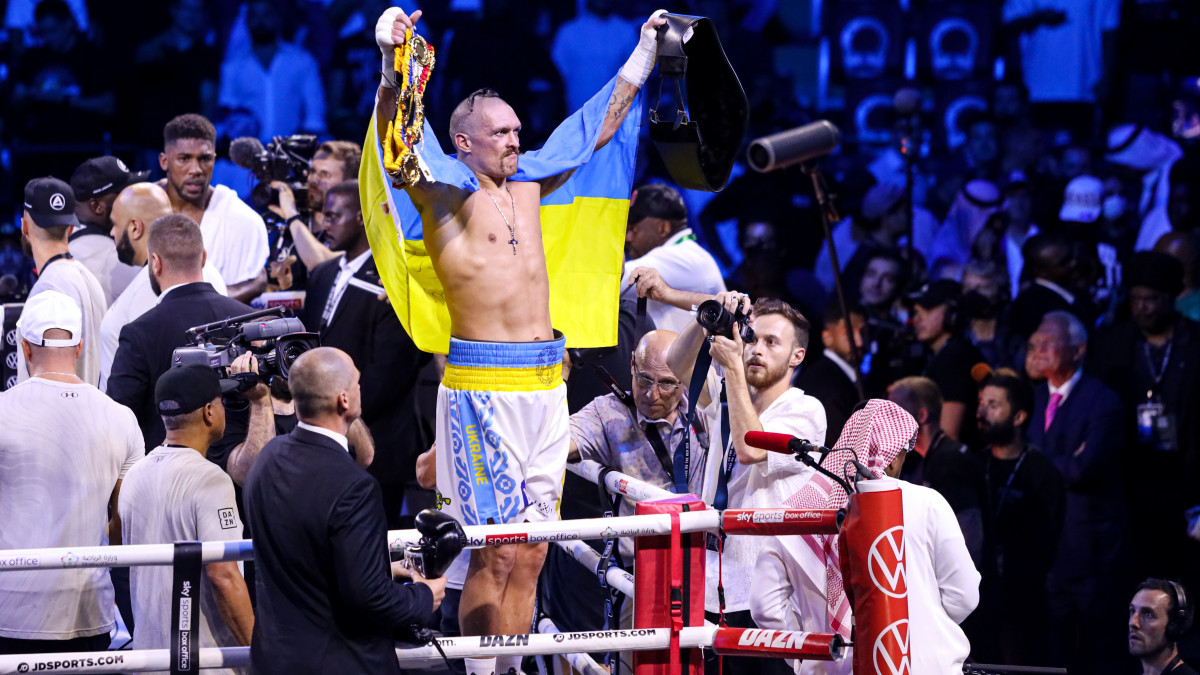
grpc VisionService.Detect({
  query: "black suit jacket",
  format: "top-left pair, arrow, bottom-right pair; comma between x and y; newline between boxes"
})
1027,373 -> 1127,582
1008,282 -> 1094,340
301,255 -> 430,485
106,282 -> 252,451
792,353 -> 860,445
244,427 -> 433,674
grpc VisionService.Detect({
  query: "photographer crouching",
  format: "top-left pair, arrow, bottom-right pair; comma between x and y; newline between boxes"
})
631,270 -> 827,675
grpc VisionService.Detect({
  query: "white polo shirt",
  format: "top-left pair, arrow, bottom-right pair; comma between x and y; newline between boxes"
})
0,377 -> 143,639
118,444 -> 245,672
622,229 -> 726,333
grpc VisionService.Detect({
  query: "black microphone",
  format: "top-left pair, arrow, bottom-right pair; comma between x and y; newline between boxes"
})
747,120 -> 841,173
893,87 -> 922,117
229,137 -> 269,177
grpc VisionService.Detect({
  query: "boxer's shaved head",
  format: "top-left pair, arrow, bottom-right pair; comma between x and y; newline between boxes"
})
450,88 -> 504,139
289,347 -> 358,420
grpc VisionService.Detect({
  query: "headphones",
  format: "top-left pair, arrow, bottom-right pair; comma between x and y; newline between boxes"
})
941,294 -> 968,335
1166,580 -> 1194,642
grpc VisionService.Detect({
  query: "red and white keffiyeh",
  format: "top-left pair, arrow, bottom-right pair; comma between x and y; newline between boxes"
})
782,399 -> 918,638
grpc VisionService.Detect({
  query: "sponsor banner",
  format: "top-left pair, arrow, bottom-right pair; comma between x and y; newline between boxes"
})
711,627 -> 843,660
838,479 -> 909,675
13,654 -> 125,672
0,556 -> 41,569
721,509 -> 842,535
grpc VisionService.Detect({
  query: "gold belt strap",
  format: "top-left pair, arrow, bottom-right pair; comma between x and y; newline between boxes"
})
383,30 -> 435,187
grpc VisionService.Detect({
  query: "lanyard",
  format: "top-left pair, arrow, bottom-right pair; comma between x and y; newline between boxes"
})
712,379 -> 734,510
1143,340 -> 1173,395
985,447 -> 1028,519
37,251 -> 73,275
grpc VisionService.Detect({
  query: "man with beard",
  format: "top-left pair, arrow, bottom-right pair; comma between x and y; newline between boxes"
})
974,370 -> 1063,664
268,141 -> 363,273
16,177 -> 107,386
67,156 -> 145,305
99,183 -> 227,389
157,114 -> 268,302
1090,251 -> 1200,583
1129,579 -> 1198,675
664,292 -> 826,675
107,215 -> 252,453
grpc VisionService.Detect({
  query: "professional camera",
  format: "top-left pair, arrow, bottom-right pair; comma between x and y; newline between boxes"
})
696,299 -> 756,342
171,308 -> 320,403
229,134 -> 319,228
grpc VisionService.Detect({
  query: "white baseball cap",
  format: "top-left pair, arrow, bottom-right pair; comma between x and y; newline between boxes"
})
17,291 -> 82,347
1059,175 -> 1104,224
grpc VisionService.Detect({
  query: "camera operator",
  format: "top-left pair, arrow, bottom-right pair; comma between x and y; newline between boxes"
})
266,141 -> 362,275
107,214 -> 253,453
641,279 -> 825,675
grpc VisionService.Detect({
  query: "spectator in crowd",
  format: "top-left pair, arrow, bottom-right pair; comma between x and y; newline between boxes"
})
908,280 -> 987,440
794,302 -> 863,444
1129,579 -> 1198,675
974,370 -> 1064,665
131,0 -> 219,150
1090,251 -> 1200,581
1059,174 -> 1122,312
859,248 -> 927,397
107,214 -> 252,453
218,0 -> 325,140
1168,160 -> 1200,232
8,0 -> 115,180
816,183 -> 929,294
67,156 -> 145,305
17,177 -> 107,385
1002,0 -> 1119,140
960,112 -> 1003,182
1000,172 -> 1039,298
326,0 -> 395,142
666,292 -> 825,675
1156,231 -> 1200,322
0,291 -> 142,655
889,376 -> 984,564
99,183 -> 227,389
158,113 -> 268,301
759,399 -> 980,675
118,365 -> 254,661
622,183 -> 726,333
1009,233 -> 1095,340
930,180 -> 1003,277
244,347 -> 446,673
269,140 -> 363,273
1026,310 -> 1129,672
299,180 -> 428,526
962,259 -> 1020,369
550,0 -> 639,114
1107,124 -> 1185,251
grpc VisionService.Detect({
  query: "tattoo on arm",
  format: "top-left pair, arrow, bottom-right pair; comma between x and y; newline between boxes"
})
607,90 -> 634,123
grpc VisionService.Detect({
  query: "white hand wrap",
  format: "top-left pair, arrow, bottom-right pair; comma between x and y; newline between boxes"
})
376,7 -> 403,89
619,9 -> 668,88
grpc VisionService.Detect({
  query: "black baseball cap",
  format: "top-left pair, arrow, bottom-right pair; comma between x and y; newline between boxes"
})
908,279 -> 962,308
155,364 -> 239,417
23,177 -> 79,228
70,156 -> 149,201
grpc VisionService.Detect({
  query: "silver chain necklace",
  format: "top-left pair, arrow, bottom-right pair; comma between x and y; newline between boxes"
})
484,185 -> 518,255
34,371 -> 79,379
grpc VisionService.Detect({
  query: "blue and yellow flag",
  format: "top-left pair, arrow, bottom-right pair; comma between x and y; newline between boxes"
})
361,76 -> 641,354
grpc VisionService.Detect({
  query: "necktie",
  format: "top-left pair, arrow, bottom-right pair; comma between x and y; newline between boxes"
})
1045,392 -> 1063,431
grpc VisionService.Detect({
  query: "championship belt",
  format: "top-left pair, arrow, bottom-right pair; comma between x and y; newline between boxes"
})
383,30 -> 435,187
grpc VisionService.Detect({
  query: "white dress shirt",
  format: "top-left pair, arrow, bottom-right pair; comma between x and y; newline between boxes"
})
296,421 -> 349,453
621,229 -> 726,333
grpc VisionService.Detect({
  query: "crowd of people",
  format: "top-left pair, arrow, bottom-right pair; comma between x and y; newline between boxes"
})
2,0 -> 1200,674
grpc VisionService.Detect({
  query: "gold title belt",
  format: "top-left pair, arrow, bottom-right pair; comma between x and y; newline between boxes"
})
383,30 -> 435,187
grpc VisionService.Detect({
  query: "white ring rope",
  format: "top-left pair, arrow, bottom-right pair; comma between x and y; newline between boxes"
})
554,538 -> 635,598
567,460 -> 676,502
536,617 -> 608,675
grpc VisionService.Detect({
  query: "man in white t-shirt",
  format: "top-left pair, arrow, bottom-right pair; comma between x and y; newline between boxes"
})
1002,0 -> 1119,105
98,183 -> 227,389
119,364 -> 254,668
664,290 -> 826,675
158,113 -> 268,302
623,183 -> 726,333
0,291 -> 143,655
67,156 -> 146,305
17,177 -> 107,385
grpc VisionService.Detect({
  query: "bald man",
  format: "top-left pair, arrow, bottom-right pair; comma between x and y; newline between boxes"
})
98,184 -> 228,389
244,347 -> 446,674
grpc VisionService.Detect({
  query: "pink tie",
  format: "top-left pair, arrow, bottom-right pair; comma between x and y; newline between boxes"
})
1045,392 -> 1063,431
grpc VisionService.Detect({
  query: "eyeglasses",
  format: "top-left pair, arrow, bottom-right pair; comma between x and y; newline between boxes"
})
634,370 -> 681,394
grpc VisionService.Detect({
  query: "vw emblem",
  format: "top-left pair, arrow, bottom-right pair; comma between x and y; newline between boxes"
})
5,352 -> 17,370
5,328 -> 14,346
49,193 -> 66,211
868,526 -> 907,598
872,618 -> 910,675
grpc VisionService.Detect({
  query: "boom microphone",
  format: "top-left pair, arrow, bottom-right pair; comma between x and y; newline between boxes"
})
229,136 -> 268,175
747,120 -> 841,173
744,431 -> 826,456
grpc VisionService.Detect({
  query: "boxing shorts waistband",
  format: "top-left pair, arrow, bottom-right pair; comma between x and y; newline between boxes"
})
444,331 -> 566,391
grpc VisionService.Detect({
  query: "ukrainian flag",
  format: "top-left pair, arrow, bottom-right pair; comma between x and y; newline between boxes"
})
361,76 -> 641,355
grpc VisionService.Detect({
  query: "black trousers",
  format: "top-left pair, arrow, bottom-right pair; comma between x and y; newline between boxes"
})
0,632 -> 111,655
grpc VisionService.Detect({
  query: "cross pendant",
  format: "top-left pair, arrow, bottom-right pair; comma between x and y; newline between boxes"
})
509,237 -> 518,255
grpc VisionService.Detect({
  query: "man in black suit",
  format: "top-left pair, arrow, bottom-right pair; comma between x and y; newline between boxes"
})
1009,233 -> 1095,341
793,302 -> 863,443
1026,310 -> 1128,673
245,347 -> 445,674
107,214 -> 252,452
299,180 -> 430,526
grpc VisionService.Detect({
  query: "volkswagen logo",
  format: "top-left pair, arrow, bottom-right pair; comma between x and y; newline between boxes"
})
868,526 -> 907,598
872,618 -> 910,675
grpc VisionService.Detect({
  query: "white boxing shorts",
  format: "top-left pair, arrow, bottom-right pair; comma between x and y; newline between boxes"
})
434,333 -> 568,526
